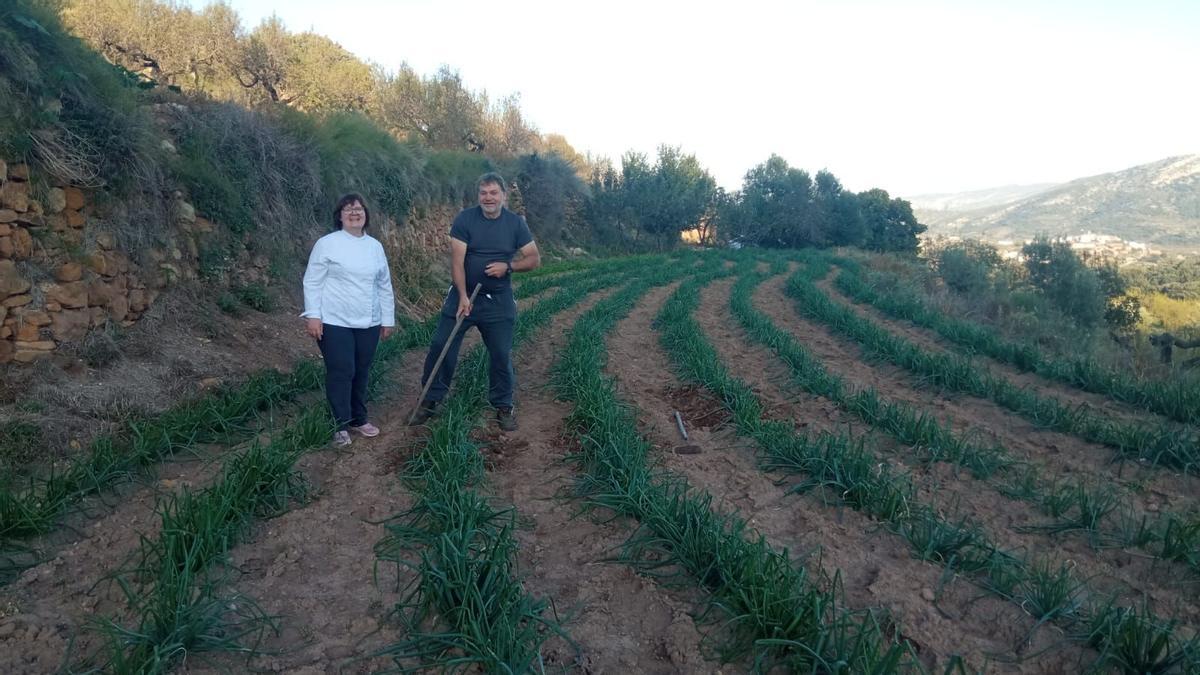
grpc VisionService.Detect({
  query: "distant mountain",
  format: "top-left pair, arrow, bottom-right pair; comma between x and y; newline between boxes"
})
909,183 -> 1059,212
913,155 -> 1200,247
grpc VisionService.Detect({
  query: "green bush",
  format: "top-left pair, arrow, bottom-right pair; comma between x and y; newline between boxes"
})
0,0 -> 156,190
1159,282 -> 1200,301
280,108 -> 422,225
232,283 -> 273,312
197,239 -> 234,281
216,285 -> 273,315
1123,258 -> 1200,300
0,420 -> 42,473
1022,237 -> 1107,328
514,152 -> 588,243
266,251 -> 291,282
174,148 -> 253,233
169,102 -> 318,235
934,241 -> 1002,295
216,291 -> 242,316
420,148 -> 493,205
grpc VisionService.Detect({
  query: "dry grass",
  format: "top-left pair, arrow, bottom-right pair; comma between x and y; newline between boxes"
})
1136,290 -> 1200,336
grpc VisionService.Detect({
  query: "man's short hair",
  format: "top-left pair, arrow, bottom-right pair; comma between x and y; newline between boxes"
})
477,172 -> 507,193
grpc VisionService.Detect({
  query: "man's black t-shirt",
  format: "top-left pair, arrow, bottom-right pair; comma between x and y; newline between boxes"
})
449,206 -> 533,295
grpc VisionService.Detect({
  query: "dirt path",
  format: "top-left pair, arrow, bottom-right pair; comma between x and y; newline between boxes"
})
0,291 -> 520,669
820,270 -> 1186,432
480,287 -> 711,673
0,424 -> 304,672
196,284 -> 706,673
186,292 -> 558,672
1,344 -> 432,673
191,350 -> 425,674
702,278 -> 1200,632
603,280 -> 1090,673
757,275 -> 1200,517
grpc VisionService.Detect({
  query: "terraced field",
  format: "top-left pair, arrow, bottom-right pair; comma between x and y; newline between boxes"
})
1,249 -> 1198,673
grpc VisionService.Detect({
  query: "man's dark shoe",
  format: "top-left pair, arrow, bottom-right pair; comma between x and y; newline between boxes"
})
496,406 -> 518,432
408,400 -> 439,426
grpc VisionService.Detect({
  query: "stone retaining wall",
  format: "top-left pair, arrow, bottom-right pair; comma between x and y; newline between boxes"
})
0,157 -> 456,364
0,160 -> 171,364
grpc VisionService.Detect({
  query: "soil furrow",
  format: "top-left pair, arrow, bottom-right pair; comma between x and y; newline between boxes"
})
758,275 -> 1200,515
702,278 -> 1200,632
0,404 -> 327,673
608,281 -> 1089,673
214,282 -> 654,672
820,269 -> 1183,433
190,349 -> 425,674
481,286 -> 711,673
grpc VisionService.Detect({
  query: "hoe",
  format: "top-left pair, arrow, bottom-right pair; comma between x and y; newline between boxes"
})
408,283 -> 482,425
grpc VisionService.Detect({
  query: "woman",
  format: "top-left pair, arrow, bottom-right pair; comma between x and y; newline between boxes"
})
302,193 -> 395,447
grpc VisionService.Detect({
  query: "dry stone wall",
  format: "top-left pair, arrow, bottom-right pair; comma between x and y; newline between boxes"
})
0,156 -> 458,365
0,160 -> 171,364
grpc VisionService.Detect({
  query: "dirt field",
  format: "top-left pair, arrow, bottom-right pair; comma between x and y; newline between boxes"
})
1,254 -> 1197,674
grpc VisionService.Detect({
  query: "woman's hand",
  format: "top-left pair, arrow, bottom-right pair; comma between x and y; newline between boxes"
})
381,326 -> 394,340
305,318 -> 323,340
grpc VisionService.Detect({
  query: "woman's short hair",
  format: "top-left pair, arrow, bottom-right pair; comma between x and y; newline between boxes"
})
477,172 -> 507,193
333,193 -> 370,230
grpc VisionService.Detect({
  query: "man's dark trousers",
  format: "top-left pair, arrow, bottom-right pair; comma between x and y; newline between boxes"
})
317,324 -> 381,430
420,290 -> 516,408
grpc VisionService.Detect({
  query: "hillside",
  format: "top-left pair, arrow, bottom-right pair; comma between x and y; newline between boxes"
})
916,155 -> 1200,247
908,182 -> 1058,212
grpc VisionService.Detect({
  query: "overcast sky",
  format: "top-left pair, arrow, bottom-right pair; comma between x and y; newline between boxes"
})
186,0 -> 1200,197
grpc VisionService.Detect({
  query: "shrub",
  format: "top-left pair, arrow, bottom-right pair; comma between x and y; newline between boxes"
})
232,283 -> 273,312
0,0 -> 155,188
76,322 -> 123,367
279,108 -> 422,226
216,285 -> 272,315
168,101 -> 322,236
1091,263 -> 1140,331
197,239 -> 234,281
514,151 -> 588,242
0,419 -> 42,473
174,147 -> 253,233
216,292 -> 242,317
934,241 -> 1002,295
422,149 -> 493,205
1105,294 -> 1142,332
1022,237 -> 1107,327
1159,283 -> 1200,301
1137,291 -> 1200,333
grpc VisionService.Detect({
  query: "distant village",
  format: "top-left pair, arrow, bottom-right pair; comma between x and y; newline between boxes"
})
922,232 -> 1196,266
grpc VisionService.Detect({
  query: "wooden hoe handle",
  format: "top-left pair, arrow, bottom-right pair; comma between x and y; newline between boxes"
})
409,283 -> 483,423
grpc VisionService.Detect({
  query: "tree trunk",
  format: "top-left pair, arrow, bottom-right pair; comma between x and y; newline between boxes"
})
1150,333 -> 1200,363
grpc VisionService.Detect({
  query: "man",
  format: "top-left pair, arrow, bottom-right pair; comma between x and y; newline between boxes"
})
410,172 -> 541,431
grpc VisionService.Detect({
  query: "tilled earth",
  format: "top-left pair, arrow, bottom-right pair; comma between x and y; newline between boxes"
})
2,268 -> 1197,674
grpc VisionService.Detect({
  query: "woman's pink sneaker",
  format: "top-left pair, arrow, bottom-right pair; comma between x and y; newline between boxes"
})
349,422 -> 380,437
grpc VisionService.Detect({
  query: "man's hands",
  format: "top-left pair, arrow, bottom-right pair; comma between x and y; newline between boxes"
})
457,295 -> 473,318
305,318 -> 323,340
381,326 -> 394,340
484,242 -> 538,279
484,261 -> 510,278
